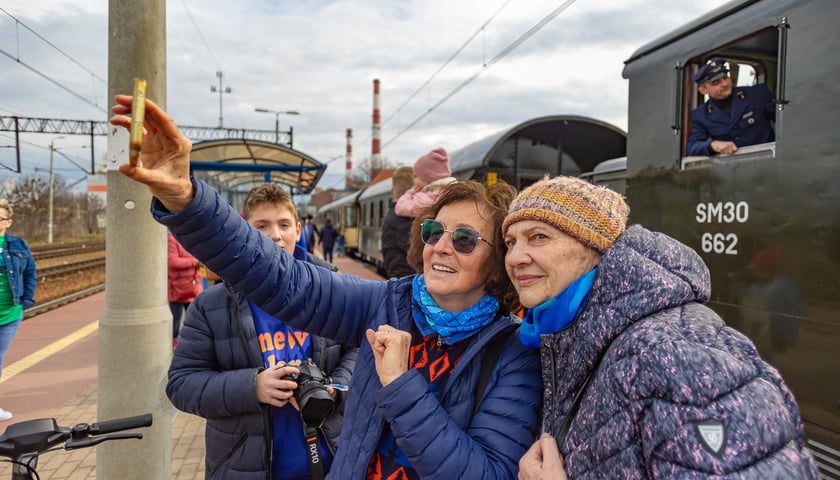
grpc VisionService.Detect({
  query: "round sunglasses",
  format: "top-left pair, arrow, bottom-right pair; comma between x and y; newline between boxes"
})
420,219 -> 493,255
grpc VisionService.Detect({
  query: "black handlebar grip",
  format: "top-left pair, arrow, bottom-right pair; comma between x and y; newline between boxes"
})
91,414 -> 153,435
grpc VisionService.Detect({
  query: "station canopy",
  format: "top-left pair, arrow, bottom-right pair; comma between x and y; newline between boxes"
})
188,139 -> 326,195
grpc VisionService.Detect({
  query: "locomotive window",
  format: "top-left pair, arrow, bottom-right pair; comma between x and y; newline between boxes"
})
681,26 -> 780,169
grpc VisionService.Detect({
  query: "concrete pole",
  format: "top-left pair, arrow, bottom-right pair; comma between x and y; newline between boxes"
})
102,1 -> 173,479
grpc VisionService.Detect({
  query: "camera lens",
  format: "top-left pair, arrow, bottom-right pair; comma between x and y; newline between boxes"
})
285,360 -> 336,427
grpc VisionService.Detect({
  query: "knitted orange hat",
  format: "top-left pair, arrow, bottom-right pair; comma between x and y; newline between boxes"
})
502,176 -> 629,253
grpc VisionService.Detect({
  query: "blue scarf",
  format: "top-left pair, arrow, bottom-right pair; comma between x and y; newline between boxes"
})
519,267 -> 597,349
412,275 -> 499,345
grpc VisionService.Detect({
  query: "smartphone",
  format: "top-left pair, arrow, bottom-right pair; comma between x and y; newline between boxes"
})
129,78 -> 147,167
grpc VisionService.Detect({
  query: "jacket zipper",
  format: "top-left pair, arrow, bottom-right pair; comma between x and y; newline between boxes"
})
547,345 -> 557,437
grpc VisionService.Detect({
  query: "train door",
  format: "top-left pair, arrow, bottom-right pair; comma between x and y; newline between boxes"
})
342,203 -> 359,255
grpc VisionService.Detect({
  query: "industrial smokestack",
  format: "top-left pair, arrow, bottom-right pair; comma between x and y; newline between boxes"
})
346,128 -> 353,190
371,78 -> 382,181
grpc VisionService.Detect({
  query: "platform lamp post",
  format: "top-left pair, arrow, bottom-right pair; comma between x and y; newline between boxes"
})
47,136 -> 65,244
254,108 -> 300,146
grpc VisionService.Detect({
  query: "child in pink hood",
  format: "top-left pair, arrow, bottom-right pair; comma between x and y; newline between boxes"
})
394,147 -> 456,217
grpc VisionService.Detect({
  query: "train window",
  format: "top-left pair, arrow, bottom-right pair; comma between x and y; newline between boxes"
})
344,205 -> 357,228
681,26 -> 780,169
378,200 -> 384,227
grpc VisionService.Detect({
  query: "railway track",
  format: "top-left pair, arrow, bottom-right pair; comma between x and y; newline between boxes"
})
27,241 -> 107,317
38,258 -> 106,279
31,241 -> 106,260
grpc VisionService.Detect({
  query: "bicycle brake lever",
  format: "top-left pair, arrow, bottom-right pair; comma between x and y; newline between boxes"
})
65,433 -> 143,450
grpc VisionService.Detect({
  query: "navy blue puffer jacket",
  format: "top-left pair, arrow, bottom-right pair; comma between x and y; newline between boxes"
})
156,179 -> 542,480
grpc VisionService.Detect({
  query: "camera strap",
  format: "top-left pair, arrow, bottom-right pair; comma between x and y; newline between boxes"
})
303,423 -> 326,480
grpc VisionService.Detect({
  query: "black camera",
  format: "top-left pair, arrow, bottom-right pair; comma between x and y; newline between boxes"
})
282,359 -> 335,427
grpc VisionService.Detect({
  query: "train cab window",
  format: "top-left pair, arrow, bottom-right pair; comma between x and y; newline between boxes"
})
681,26 -> 782,170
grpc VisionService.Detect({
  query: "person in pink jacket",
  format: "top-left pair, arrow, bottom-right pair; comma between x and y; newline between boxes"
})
394,147 -> 456,217
167,231 -> 202,346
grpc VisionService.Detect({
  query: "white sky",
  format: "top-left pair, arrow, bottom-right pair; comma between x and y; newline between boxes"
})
0,0 -> 729,192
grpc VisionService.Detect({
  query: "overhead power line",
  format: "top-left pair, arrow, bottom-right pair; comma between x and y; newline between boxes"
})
0,7 -> 107,84
383,0 -> 576,149
338,0 -> 577,176
0,6 -> 107,112
381,0 -> 514,127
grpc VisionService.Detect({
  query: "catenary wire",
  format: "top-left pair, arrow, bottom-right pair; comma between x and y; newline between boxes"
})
320,0 -> 577,191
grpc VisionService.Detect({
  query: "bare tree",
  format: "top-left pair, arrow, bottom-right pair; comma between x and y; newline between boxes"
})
0,175 -> 105,242
3,176 -> 48,241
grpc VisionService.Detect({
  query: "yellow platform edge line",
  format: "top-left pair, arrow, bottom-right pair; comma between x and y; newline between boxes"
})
0,320 -> 99,384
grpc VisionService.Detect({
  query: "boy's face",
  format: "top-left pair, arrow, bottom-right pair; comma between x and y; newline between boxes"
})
246,203 -> 301,255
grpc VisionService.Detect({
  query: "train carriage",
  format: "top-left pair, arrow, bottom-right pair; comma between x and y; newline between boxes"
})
356,178 -> 394,269
317,191 -> 362,256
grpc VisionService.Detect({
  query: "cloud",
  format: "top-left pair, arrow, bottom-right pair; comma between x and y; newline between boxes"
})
0,0 -> 727,190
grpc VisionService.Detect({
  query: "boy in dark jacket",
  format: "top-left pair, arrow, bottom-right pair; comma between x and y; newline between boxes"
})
167,184 -> 357,479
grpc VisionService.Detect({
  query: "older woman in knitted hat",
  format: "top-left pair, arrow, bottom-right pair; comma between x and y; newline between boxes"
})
505,176 -> 819,479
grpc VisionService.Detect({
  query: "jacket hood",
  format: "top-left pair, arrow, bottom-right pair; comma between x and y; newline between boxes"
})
542,224 -> 711,397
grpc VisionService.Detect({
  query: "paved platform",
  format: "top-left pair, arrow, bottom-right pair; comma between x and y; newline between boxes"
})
0,254 -> 383,479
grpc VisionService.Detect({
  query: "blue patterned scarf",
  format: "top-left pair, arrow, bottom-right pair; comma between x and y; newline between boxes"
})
519,267 -> 597,349
412,275 -> 499,345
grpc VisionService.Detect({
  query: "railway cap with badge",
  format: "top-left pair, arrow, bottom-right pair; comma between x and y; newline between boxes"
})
694,58 -> 729,84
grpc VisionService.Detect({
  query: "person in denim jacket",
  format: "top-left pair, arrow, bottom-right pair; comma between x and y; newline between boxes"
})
0,199 -> 37,421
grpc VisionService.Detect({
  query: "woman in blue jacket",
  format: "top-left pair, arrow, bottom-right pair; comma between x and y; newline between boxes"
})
111,95 -> 542,479
0,199 -> 37,422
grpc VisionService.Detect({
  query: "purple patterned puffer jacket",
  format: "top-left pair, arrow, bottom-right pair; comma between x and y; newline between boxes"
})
540,225 -> 819,479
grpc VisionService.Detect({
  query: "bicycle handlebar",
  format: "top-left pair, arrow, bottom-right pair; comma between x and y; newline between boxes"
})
0,413 -> 153,465
88,413 -> 152,435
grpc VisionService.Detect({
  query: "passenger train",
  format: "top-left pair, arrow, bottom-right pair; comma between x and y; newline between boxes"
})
319,1 -> 840,475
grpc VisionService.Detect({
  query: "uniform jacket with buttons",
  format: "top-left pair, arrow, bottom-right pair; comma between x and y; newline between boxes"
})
687,83 -> 775,156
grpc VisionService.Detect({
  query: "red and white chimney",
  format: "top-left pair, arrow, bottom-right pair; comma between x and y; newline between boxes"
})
371,78 -> 382,181
345,128 -> 353,190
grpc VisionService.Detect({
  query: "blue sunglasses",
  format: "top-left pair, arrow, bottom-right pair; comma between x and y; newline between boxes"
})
420,219 -> 493,255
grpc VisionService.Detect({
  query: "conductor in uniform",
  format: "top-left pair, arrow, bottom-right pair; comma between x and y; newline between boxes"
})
686,58 -> 776,156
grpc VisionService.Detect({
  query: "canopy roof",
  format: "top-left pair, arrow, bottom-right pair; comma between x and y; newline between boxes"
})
189,138 -> 326,194
449,115 -> 627,187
